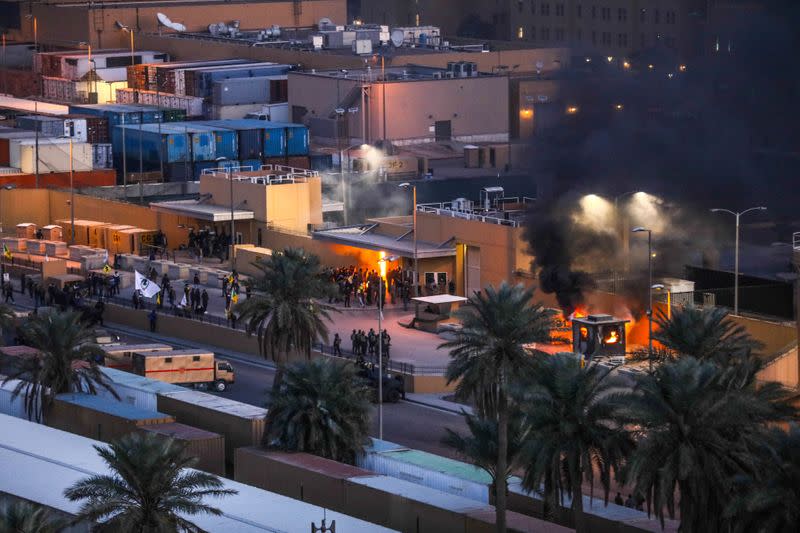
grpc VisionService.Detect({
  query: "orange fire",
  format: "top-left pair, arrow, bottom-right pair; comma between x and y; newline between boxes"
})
604,330 -> 620,344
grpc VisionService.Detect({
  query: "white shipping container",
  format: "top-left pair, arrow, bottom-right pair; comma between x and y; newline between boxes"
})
243,103 -> 290,122
96,367 -> 184,412
0,376 -> 39,419
9,138 -> 93,174
91,143 -> 113,168
212,102 -> 288,121
0,167 -> 22,175
64,118 -> 88,142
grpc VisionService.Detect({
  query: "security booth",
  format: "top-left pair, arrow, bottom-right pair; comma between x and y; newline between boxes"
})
411,294 -> 469,333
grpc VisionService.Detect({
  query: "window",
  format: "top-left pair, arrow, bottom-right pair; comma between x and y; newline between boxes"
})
640,9 -> 646,22
592,30 -> 597,44
518,0 -> 523,13
666,11 -> 676,24
530,26 -> 536,40
602,31 -> 611,45
666,35 -> 676,48
541,3 -> 550,16
193,355 -> 201,362
576,28 -> 582,41
602,7 -> 610,21
541,27 -> 550,41
577,5 -> 582,18
531,1 -> 536,14
106,55 -> 141,68
555,28 -> 565,41
165,357 -> 173,363
556,3 -> 564,16
640,33 -> 646,47
591,6 -> 596,19
654,9 -> 660,24
518,26 -> 525,39
618,8 -> 627,22
617,33 -> 628,47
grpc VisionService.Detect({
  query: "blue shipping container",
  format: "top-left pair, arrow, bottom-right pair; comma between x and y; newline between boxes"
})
193,160 -> 218,179
198,120 -> 273,160
157,123 -> 216,161
172,122 -> 238,160
241,159 -> 262,170
284,124 -> 309,156
112,124 -> 189,166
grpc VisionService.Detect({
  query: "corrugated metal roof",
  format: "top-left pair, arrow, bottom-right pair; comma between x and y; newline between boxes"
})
348,475 -> 490,513
140,422 -> 221,441
0,414 -> 397,533
160,390 -> 268,419
377,448 -> 495,485
366,437 -> 407,453
55,392 -> 172,421
245,449 -> 372,479
99,367 -> 186,395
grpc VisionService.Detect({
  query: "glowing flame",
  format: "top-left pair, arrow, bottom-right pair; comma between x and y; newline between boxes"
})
379,251 -> 387,279
569,306 -> 588,320
604,330 -> 620,344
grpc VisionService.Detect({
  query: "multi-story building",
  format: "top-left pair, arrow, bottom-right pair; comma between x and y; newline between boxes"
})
361,1 -> 708,59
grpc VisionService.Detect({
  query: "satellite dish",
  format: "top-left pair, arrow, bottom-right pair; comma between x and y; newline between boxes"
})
318,17 -> 333,28
390,29 -> 404,48
157,12 -> 186,32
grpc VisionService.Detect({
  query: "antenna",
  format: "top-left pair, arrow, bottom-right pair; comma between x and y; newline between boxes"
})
156,13 -> 187,32
390,29 -> 404,48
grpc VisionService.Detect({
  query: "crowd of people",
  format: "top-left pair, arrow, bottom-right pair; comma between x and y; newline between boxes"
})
186,227 -> 231,262
325,266 -> 415,310
348,328 -> 391,361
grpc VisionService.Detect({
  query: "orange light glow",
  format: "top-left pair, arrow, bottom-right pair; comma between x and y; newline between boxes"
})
379,251 -> 387,278
604,329 -> 620,344
579,326 -> 589,340
520,108 -> 534,119
566,106 -> 579,115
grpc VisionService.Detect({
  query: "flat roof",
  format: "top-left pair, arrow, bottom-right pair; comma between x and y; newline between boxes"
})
313,225 -> 455,259
150,200 -> 254,222
0,96 -> 70,116
349,475 -> 490,513
159,390 -> 268,419
412,295 -> 469,305
0,414 -> 396,533
55,393 -> 172,421
99,367 -> 187,395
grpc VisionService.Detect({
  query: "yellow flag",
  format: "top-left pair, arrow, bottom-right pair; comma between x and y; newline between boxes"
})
2,244 -> 11,260
102,263 -> 112,274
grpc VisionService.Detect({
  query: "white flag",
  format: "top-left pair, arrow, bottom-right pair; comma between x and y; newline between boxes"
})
180,293 -> 188,308
135,270 -> 161,299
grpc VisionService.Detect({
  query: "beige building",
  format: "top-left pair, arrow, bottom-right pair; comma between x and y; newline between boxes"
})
289,65 -> 510,145
151,165 -> 323,245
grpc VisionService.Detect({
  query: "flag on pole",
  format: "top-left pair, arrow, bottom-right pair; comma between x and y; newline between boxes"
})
180,292 -> 188,308
2,244 -> 12,260
231,286 -> 238,304
102,263 -> 112,274
134,270 -> 161,299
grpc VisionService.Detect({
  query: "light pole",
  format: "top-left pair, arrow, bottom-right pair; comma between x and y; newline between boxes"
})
215,157 -> 236,271
632,227 -> 653,372
68,137 -> 75,244
376,254 -> 397,440
710,206 -> 767,315
613,191 -> 643,279
398,183 -> 418,295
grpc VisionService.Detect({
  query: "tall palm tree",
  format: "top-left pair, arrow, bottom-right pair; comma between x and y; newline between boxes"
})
236,248 -> 336,397
0,500 -> 62,533
653,305 -> 763,363
440,282 -> 555,533
2,311 -> 116,422
64,432 -> 236,532
623,357 -> 790,532
264,358 -> 371,464
516,353 -> 633,532
724,425 -> 800,533
443,410 -> 527,500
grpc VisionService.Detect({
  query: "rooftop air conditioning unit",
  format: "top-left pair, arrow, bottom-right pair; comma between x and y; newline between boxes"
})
451,198 -> 472,211
432,72 -> 442,79
445,71 -> 455,79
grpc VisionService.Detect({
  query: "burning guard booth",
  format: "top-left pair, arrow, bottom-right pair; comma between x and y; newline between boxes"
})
572,314 -> 629,360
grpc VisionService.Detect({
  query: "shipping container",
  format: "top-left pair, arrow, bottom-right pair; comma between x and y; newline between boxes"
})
112,124 -> 190,170
182,63 -> 291,99
168,122 -> 237,160
9,138 -> 93,174
97,366 -> 183,411
47,392 -> 175,442
15,115 -> 66,137
243,102 -> 290,122
117,228 -> 159,255
156,390 -> 267,465
0,414 -> 396,533
0,169 -> 115,189
91,143 -> 113,169
0,130 -> 39,165
241,159 -> 262,170
140,422 -> 226,475
282,123 -> 309,156
357,438 -> 516,503
208,103 -> 272,120
164,161 -> 193,182
55,219 -> 108,247
197,120 -> 266,160
235,448 -> 374,512
212,76 -> 272,106
0,345 -> 40,376
0,375 -> 39,420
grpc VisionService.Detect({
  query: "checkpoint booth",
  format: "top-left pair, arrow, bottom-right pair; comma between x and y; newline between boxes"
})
410,295 -> 469,333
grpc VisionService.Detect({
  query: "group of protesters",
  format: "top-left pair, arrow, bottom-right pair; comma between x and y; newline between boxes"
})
326,266 -> 416,310
349,328 -> 392,361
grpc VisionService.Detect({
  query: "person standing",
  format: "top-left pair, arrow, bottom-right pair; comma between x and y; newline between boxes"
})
333,333 -> 342,356
350,329 -> 357,354
201,289 -> 209,311
148,309 -> 157,332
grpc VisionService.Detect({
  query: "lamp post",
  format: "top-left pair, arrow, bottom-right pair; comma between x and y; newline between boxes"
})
632,226 -> 653,372
68,137 -> 75,244
710,206 -> 767,315
216,157 -> 236,271
398,183 -> 418,295
376,254 -> 397,441
613,190 -> 643,280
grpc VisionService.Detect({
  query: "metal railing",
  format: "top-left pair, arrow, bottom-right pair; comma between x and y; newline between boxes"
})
416,203 -> 521,227
312,341 -> 448,376
793,231 -> 800,251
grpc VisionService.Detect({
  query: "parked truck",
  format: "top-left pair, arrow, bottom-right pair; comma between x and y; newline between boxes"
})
100,343 -> 172,370
131,350 -> 235,392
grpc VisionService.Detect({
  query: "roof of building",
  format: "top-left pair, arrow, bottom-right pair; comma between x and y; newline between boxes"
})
150,199 -> 254,222
0,96 -> 70,116
313,224 -> 456,259
159,390 -> 268,419
55,392 -> 172,421
348,475 -> 490,513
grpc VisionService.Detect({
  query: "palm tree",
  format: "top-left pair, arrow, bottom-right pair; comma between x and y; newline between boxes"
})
64,432 -> 236,532
0,500 -> 62,533
623,357 -> 790,531
516,353 -> 633,532
264,358 -> 371,464
2,311 -> 116,421
724,425 -> 800,532
440,282 -> 555,533
653,305 -> 763,363
443,410 -> 527,500
236,248 -> 336,397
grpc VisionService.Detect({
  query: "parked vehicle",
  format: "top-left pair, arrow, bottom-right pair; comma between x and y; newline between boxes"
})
357,362 -> 405,403
131,350 -> 235,392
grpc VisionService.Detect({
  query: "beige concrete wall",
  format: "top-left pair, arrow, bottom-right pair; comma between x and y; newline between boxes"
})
757,347 -> 798,389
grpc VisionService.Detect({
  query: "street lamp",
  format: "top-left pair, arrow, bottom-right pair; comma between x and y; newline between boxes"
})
710,206 -> 767,315
632,226 -> 654,372
375,254 -> 398,440
398,183 -> 418,296
215,157 -> 236,271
